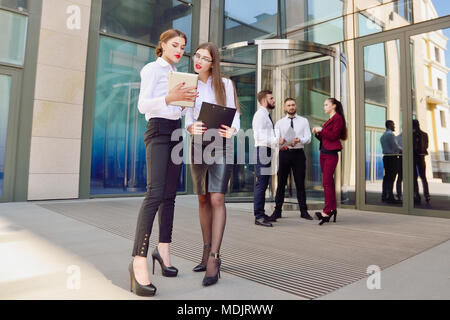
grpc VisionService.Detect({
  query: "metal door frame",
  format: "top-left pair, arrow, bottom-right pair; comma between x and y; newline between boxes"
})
0,66 -> 22,202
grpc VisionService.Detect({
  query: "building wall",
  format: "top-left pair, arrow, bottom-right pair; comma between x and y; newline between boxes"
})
27,0 -> 91,200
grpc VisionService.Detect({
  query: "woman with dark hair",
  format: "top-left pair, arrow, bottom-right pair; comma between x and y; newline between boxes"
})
312,98 -> 347,225
185,42 -> 240,286
129,29 -> 198,297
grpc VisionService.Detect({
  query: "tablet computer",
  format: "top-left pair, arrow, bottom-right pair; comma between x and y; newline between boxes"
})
167,71 -> 198,107
197,102 -> 236,130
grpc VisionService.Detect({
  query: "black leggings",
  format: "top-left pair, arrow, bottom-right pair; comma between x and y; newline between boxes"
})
132,118 -> 183,257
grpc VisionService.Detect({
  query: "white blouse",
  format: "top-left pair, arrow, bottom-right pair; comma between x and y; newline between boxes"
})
137,57 -> 185,121
185,76 -> 240,133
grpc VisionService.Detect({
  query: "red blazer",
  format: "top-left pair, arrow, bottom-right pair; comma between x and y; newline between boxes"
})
316,113 -> 344,151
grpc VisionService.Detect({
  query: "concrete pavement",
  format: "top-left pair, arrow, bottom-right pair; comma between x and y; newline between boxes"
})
0,197 -> 449,300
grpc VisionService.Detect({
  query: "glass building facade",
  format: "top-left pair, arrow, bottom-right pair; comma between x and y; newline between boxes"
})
90,0 -> 192,195
0,0 -> 448,218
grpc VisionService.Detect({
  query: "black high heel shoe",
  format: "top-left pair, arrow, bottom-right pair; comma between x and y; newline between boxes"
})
193,243 -> 211,272
128,261 -> 157,297
202,252 -> 221,287
152,246 -> 178,277
315,210 -> 337,225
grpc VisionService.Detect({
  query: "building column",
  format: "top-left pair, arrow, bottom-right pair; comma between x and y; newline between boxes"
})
27,0 -> 91,200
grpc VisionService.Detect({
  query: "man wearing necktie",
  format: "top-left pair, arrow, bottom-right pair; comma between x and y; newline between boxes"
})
268,98 -> 313,221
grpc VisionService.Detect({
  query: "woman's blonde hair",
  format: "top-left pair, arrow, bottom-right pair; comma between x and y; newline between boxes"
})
195,42 -> 241,113
155,29 -> 188,57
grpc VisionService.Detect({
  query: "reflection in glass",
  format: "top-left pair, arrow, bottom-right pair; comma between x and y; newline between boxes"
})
100,0 -> 193,52
364,40 -> 402,206
410,27 -> 450,211
282,0 -> 344,36
0,9 -> 27,66
0,74 -> 11,197
220,44 -> 258,195
0,0 -> 27,11
90,36 -> 188,195
414,0 -> 450,23
304,18 -> 344,45
224,0 -> 277,45
358,13 -> 382,37
364,72 -> 386,105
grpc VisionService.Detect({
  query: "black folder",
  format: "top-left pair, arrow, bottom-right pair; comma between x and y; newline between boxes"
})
197,102 -> 236,130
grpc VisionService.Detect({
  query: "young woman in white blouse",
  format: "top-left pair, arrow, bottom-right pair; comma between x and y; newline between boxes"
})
186,42 -> 240,287
129,29 -> 197,297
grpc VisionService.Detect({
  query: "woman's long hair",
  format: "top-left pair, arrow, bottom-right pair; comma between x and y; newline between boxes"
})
327,98 -> 348,140
155,29 -> 187,58
195,42 -> 241,113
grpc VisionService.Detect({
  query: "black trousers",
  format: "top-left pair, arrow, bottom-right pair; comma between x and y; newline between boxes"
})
413,155 -> 430,200
132,118 -> 183,257
396,155 -> 402,198
254,147 -> 272,219
274,149 -> 307,213
382,155 -> 398,200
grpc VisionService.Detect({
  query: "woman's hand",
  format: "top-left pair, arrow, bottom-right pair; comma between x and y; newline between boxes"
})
165,82 -> 198,105
188,121 -> 207,135
279,138 -> 286,145
218,125 -> 236,138
312,126 -> 322,134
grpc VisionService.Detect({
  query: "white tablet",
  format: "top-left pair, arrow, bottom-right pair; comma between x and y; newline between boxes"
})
167,71 -> 198,108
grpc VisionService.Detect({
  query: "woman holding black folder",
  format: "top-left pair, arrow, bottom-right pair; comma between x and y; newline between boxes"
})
129,29 -> 197,297
186,42 -> 240,286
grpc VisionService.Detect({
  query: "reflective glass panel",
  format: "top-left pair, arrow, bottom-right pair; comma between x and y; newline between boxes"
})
224,0 -> 277,45
283,0 -> 344,35
0,0 -> 27,11
90,36 -> 189,195
100,0 -> 193,52
358,13 -> 383,37
0,9 -> 27,66
0,74 -> 11,197
364,39 -> 402,206
220,45 -> 257,194
410,27 -> 450,212
303,18 -> 344,45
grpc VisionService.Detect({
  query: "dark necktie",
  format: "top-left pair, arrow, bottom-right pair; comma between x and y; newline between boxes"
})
290,118 -> 294,128
268,113 -> 274,128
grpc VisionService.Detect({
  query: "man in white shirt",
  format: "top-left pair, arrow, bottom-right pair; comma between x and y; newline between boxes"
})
252,90 -> 284,227
267,98 -> 313,222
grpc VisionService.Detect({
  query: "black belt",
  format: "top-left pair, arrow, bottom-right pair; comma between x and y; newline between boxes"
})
280,148 -> 304,152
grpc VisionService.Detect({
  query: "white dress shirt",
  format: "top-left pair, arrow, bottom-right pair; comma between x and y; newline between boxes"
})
137,57 -> 185,121
185,76 -> 240,133
252,106 -> 278,148
275,114 -> 311,149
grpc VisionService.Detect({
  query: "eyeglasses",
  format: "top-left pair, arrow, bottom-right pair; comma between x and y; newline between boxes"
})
193,53 -> 213,63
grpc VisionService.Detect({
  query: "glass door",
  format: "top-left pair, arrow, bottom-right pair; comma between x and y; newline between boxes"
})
357,17 -> 450,218
359,38 -> 405,210
0,67 -> 20,202
220,40 -> 343,202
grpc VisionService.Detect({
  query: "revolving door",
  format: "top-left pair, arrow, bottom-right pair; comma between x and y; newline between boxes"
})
221,39 -> 349,205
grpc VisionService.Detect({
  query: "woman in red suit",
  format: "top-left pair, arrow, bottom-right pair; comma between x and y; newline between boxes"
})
312,98 -> 347,225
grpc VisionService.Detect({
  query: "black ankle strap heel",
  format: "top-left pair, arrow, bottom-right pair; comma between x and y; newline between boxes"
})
202,252 -> 221,287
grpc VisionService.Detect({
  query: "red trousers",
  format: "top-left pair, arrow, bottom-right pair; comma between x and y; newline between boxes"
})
320,153 -> 339,214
